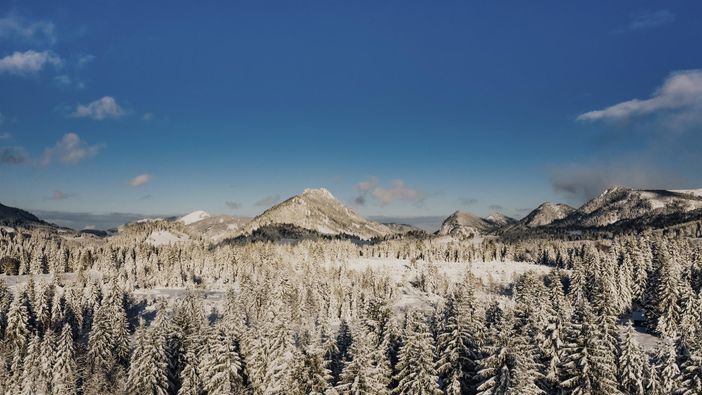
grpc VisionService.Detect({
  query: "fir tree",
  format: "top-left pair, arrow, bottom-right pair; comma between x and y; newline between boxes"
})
393,311 -> 441,395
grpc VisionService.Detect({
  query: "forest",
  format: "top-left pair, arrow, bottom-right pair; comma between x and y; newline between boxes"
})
0,224 -> 701,395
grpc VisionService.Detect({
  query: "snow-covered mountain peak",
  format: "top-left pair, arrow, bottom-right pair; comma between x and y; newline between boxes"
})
302,187 -> 335,199
242,188 -> 390,240
178,210 -> 211,225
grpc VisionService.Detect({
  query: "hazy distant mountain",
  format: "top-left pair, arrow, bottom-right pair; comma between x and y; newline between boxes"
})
520,202 -> 576,227
436,211 -> 496,239
0,203 -> 51,228
383,222 -> 429,236
558,187 -> 702,228
242,188 -> 391,240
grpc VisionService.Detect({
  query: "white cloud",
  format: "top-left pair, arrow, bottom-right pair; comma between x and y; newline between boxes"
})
41,133 -> 101,165
70,96 -> 126,120
354,177 -> 424,206
577,69 -> 702,128
628,10 -> 675,31
0,50 -> 62,75
0,13 -> 56,43
129,174 -> 151,187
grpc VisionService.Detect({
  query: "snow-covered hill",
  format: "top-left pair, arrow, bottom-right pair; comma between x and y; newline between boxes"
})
178,210 -> 211,225
0,202 -> 51,228
560,187 -> 702,228
242,188 -> 391,240
520,202 -> 576,227
185,215 -> 251,241
436,211 -> 496,239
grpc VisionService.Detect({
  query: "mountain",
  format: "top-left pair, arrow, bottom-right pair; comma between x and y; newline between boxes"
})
185,214 -> 251,241
0,203 -> 51,228
178,210 -> 211,225
242,188 -> 391,240
520,202 -> 576,227
485,212 -> 517,226
558,187 -> 702,228
436,211 -> 496,239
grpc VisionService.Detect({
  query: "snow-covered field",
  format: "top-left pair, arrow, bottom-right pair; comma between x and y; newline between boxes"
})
334,257 -> 553,287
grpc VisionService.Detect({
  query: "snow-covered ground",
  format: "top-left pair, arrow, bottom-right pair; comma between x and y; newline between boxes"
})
145,230 -> 190,246
335,257 -> 553,287
178,210 -> 211,225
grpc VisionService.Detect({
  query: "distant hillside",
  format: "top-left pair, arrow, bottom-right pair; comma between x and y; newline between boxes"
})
436,211 -> 496,239
0,203 -> 51,228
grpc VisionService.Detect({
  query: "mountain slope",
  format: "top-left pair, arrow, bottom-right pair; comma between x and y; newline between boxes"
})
186,215 -> 251,241
558,187 -> 702,228
436,211 -> 496,239
242,188 -> 391,240
520,202 -> 576,227
0,203 -> 50,228
485,212 -> 517,226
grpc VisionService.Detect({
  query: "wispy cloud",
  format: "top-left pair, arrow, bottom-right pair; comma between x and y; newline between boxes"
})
129,174 -> 151,187
577,69 -> 702,130
0,146 -> 28,164
225,201 -> 242,209
254,195 -> 281,207
70,96 -> 126,120
44,190 -> 76,201
41,133 -> 101,165
138,194 -> 153,201
0,12 -> 56,43
0,50 -> 62,76
628,10 -> 675,31
488,204 -> 505,211
0,133 -> 10,140
354,177 -> 424,207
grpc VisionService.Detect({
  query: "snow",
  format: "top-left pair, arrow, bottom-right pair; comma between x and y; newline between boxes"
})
178,210 -> 211,225
672,188 -> 702,197
0,226 -> 15,233
145,230 -> 190,246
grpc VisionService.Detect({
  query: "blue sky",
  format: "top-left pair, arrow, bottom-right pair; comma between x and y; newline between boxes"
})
2,1 -> 702,229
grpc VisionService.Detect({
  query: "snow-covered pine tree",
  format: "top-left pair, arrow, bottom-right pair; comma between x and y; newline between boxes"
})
199,325 -> 246,394
436,285 -> 482,395
393,311 -> 441,395
618,321 -> 646,395
52,323 -> 77,395
560,300 -> 621,395
177,348 -> 202,395
476,310 -> 543,395
288,342 -> 333,395
336,329 -> 390,395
